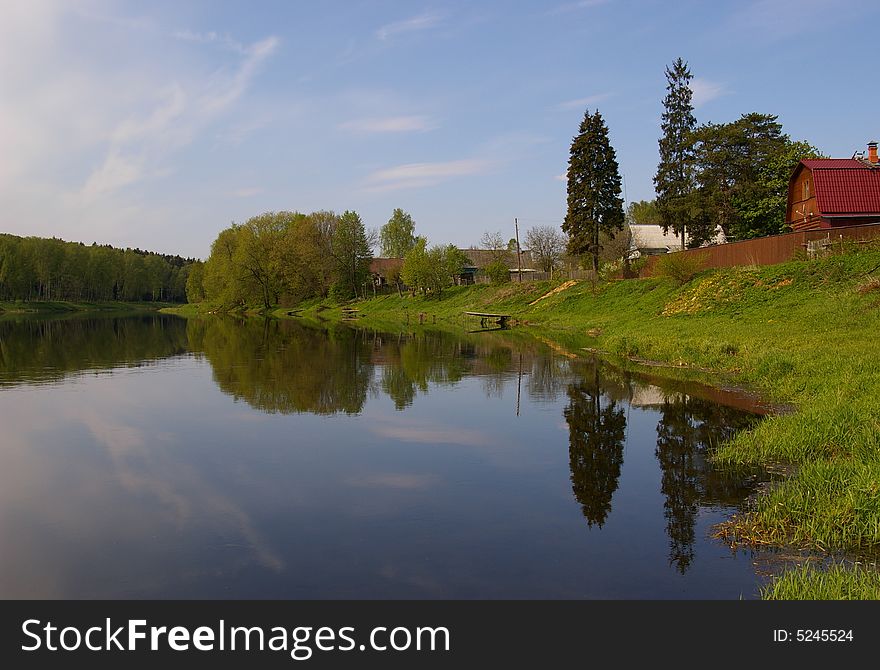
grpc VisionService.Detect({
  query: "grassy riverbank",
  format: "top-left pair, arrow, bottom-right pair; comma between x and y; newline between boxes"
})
0,300 -> 175,316
168,245 -> 880,597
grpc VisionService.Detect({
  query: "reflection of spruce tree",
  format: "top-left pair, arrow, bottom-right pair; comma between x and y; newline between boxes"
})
564,368 -> 627,528
655,396 -> 700,573
655,394 -> 758,573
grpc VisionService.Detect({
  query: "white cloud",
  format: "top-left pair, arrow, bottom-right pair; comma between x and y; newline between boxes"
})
0,5 -> 280,255
339,115 -> 437,134
554,172 -> 568,182
689,78 -> 726,107
82,152 -> 145,199
556,93 -> 613,111
376,13 -> 441,40
363,159 -> 492,192
198,36 -> 279,115
81,35 -> 279,201
172,29 -> 248,54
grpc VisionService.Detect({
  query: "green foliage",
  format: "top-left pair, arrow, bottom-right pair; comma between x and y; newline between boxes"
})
201,209 -> 375,309
379,208 -> 417,258
185,261 -> 205,303
332,210 -> 373,299
0,233 -> 193,303
654,251 -> 708,285
401,241 -> 469,298
401,238 -> 430,295
625,199 -> 661,227
441,245 -> 471,287
563,109 -> 625,273
484,259 -> 510,284
691,113 -> 823,242
654,58 -> 698,246
329,280 -> 353,303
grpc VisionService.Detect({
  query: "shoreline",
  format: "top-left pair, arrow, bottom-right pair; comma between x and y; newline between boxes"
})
164,247 -> 880,598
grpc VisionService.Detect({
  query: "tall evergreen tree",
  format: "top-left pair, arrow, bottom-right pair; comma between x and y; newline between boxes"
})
562,109 -> 625,273
654,57 -> 699,248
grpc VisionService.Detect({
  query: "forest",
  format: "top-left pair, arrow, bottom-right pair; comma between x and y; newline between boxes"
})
0,233 -> 195,303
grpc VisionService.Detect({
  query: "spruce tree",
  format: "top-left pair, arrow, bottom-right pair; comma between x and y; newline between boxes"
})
563,109 -> 625,274
654,57 -> 698,248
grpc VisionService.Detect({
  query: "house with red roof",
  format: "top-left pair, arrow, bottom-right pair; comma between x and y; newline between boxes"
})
786,142 -> 880,231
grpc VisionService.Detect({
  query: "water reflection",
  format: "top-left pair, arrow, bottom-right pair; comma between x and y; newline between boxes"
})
655,395 -> 758,573
0,314 -> 188,386
565,366 -> 626,528
0,314 -> 768,597
187,318 -> 373,414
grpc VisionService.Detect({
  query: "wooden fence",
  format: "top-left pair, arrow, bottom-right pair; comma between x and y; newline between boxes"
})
640,223 -> 880,276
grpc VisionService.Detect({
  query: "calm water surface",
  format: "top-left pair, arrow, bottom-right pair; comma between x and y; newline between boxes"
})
0,314 -> 771,598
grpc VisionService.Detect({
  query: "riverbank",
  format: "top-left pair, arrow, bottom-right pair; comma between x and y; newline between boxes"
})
166,246 -> 880,598
0,300 -> 175,316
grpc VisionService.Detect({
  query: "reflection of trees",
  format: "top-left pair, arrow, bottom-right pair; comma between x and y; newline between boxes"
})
655,394 -> 758,573
564,367 -> 627,528
0,315 -> 188,387
378,330 -> 472,410
187,318 -> 373,415
527,355 -> 571,403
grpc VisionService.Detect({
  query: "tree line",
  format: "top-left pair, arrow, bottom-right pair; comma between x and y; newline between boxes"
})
0,233 -> 195,303
192,210 -> 374,308
563,58 -> 822,270
654,58 -> 822,246
194,207 -> 481,307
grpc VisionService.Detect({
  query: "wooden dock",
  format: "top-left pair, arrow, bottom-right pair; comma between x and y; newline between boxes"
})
464,311 -> 511,327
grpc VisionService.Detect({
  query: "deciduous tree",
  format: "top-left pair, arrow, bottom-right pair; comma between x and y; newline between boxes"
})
380,208 -> 417,258
525,225 -> 566,273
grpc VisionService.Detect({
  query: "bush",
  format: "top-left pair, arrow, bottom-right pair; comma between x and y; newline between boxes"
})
329,281 -> 353,303
484,259 -> 510,284
655,251 -> 708,285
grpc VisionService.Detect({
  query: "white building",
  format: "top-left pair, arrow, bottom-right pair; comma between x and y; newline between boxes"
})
628,224 -> 726,258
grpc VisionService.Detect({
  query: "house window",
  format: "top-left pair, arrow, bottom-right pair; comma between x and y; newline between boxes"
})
803,179 -> 810,200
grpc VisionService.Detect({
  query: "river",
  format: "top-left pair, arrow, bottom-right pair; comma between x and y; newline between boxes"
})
0,313 -> 771,598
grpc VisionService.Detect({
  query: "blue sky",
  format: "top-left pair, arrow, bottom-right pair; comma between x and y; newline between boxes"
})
2,0 -> 878,258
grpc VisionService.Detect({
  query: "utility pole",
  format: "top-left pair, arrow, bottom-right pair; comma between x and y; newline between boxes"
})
514,218 -> 523,282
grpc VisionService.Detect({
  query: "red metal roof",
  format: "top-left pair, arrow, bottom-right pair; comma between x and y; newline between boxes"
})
810,164 -> 880,214
801,158 -> 865,169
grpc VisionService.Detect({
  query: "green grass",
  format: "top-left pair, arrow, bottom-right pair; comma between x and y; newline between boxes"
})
762,563 -> 880,600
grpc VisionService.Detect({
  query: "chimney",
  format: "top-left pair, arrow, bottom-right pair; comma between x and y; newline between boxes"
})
869,141 -> 879,165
